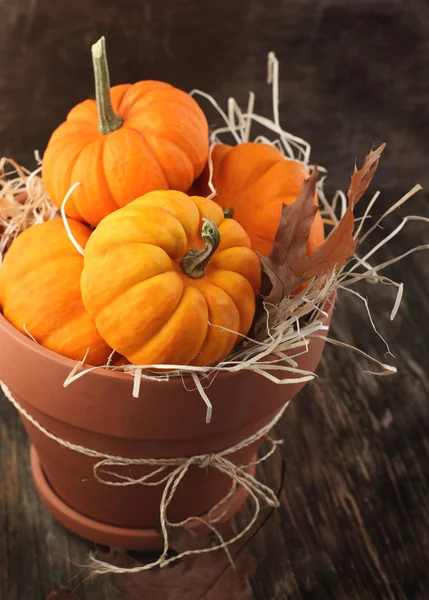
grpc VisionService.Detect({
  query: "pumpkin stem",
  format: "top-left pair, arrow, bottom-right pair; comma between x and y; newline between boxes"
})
181,219 -> 221,279
224,208 -> 234,218
91,36 -> 123,134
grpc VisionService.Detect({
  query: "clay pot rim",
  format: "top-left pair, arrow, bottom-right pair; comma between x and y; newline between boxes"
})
0,292 -> 335,387
0,295 -> 335,440
0,312 -> 254,387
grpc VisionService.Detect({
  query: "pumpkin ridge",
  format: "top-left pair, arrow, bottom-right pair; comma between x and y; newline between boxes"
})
190,282 -> 240,366
130,191 -> 200,245
39,313 -> 108,363
205,277 -> 243,333
190,285 -> 213,359
126,284 -> 207,364
141,99 -> 208,133
122,92 -> 205,124
132,128 -> 171,189
167,127 -> 206,172
123,126 -> 197,191
135,109 -> 207,157
222,160 -> 292,216
110,83 -> 133,116
82,243 -> 175,307
102,128 -> 169,205
65,140 -> 99,217
94,270 -> 182,329
221,146 -> 282,195
141,281 -> 194,351
34,308 -> 94,342
245,162 -> 307,205
47,122 -> 97,145
113,127 -> 170,190
90,272 -> 185,358
66,99 -> 98,126
70,137 -> 119,222
117,81 -> 175,118
123,104 -> 207,176
140,130 -> 196,188
1,254 -> 84,293
208,248 -> 261,294
205,270 -> 256,336
89,208 -> 189,260
43,135 -> 90,219
97,135 -> 125,211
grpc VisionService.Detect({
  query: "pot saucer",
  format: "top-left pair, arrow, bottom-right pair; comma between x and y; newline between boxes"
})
30,445 -> 254,551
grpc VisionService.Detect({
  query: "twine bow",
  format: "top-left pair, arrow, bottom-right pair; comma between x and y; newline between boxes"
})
0,381 -> 288,575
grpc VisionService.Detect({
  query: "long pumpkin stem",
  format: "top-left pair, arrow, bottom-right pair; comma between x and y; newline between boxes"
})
181,219 -> 221,279
91,36 -> 123,134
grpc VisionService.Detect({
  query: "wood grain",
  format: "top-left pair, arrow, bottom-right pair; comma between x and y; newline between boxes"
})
0,0 -> 428,194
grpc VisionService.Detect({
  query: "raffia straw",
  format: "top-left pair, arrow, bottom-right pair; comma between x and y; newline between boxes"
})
60,181 -> 85,256
0,158 -> 58,260
0,380 -> 285,576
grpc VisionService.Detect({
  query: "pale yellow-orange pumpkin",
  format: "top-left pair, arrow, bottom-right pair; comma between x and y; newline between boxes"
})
81,190 -> 261,366
0,219 -> 112,364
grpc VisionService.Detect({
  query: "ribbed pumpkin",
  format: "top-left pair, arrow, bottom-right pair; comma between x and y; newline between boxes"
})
199,143 -> 325,256
42,37 -> 209,227
81,190 -> 261,366
0,219 -> 111,365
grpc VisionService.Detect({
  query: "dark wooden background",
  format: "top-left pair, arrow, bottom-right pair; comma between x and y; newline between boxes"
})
0,0 -> 428,195
1,1 -> 429,599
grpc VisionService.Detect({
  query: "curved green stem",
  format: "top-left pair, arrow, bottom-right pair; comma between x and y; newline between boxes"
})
91,36 -> 123,134
181,219 -> 221,279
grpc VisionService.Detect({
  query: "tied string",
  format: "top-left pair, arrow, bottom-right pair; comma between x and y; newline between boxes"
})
0,381 -> 288,576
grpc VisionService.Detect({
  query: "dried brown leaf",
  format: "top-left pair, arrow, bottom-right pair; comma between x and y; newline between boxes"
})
292,144 -> 386,279
347,143 -> 386,207
260,166 -> 319,303
104,526 -> 257,600
47,589 -> 80,600
292,207 -> 355,278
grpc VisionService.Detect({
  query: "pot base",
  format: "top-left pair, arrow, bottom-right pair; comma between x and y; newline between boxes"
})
31,445 -> 254,551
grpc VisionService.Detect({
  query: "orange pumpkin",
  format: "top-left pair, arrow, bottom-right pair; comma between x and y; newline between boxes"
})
0,219 -> 111,365
199,143 -> 325,256
81,190 -> 261,366
42,37 -> 209,227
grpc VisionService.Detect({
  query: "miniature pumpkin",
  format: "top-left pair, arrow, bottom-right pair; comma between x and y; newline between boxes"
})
81,190 -> 261,366
199,143 -> 325,256
42,37 -> 209,227
0,219 -> 112,365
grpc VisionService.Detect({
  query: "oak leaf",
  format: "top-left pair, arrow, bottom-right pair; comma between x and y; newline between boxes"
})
260,145 -> 386,304
47,589 -> 80,600
293,144 -> 385,279
103,526 -> 257,600
348,143 -> 386,207
260,166 -> 319,304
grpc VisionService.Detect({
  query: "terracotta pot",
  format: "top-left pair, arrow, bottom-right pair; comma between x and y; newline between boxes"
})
0,298 -> 334,550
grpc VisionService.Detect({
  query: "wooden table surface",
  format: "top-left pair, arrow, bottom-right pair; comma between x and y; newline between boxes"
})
1,1 -> 429,599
